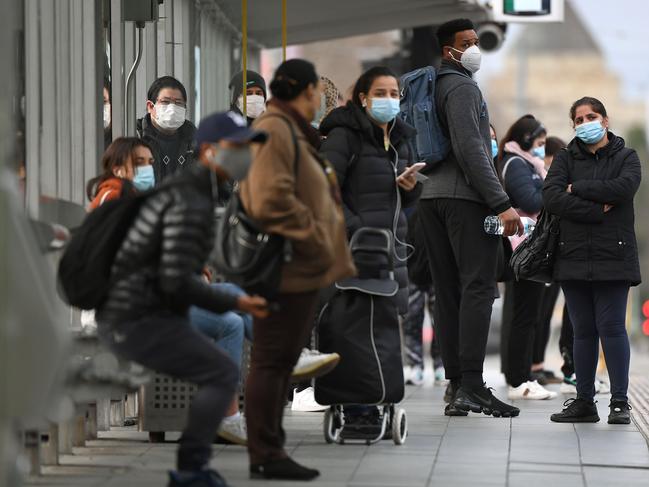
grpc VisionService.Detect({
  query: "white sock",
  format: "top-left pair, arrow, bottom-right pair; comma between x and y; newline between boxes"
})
224,411 -> 241,421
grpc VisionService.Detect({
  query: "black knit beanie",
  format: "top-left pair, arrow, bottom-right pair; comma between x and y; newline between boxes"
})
229,70 -> 267,104
270,59 -> 319,101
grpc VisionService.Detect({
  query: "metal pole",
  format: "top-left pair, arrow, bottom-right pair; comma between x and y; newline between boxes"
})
124,22 -> 144,135
282,0 -> 287,61
242,0 -> 247,117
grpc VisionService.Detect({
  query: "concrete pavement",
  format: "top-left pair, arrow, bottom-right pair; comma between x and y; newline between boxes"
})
26,356 -> 649,487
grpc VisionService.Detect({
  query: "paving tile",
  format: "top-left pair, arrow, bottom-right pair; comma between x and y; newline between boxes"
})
583,466 -> 649,487
509,471 -> 584,487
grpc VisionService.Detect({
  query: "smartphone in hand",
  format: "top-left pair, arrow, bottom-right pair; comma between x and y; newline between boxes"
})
398,162 -> 427,180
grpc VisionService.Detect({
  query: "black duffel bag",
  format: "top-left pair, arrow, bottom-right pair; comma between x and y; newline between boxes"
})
212,192 -> 292,298
509,209 -> 560,283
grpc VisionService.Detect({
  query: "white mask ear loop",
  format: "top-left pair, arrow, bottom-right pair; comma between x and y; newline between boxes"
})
388,124 -> 415,264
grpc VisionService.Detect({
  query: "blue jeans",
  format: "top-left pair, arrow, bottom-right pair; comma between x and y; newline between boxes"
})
562,281 -> 630,402
189,283 -> 252,370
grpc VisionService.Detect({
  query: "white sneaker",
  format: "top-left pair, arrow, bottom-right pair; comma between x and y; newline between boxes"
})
560,375 -> 610,395
508,380 -> 557,400
291,349 -> 340,382
596,379 -> 610,394
404,365 -> 424,386
290,387 -> 328,412
217,414 -> 247,446
560,374 -> 577,394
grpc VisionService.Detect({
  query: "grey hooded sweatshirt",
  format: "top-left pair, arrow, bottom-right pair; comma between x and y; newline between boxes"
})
420,60 -> 511,215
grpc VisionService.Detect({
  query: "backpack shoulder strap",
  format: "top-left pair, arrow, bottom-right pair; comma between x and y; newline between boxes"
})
501,155 -> 526,190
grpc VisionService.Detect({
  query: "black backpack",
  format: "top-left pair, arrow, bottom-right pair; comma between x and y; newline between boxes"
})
57,186 -> 153,310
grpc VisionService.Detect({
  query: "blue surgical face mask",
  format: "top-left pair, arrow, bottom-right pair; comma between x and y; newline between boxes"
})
133,165 -> 155,191
575,120 -> 606,145
368,97 -> 401,124
532,145 -> 546,159
491,139 -> 498,159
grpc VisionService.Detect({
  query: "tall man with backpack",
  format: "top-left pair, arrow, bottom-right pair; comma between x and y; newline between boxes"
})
408,19 -> 523,418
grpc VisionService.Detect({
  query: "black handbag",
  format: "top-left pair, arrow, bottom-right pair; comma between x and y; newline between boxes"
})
509,209 -> 560,283
212,114 -> 299,298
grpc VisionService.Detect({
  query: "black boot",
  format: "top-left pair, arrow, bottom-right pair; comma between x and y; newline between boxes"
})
550,398 -> 599,423
608,400 -> 632,425
250,457 -> 320,481
453,385 -> 520,418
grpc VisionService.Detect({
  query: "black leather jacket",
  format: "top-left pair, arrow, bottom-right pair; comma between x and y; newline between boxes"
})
96,164 -> 239,323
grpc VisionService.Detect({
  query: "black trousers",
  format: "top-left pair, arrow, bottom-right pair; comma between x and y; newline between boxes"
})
502,279 -> 547,387
99,312 -> 238,471
560,303 -> 575,377
246,291 -> 319,464
532,282 -> 560,364
417,199 -> 499,387
562,281 -> 630,402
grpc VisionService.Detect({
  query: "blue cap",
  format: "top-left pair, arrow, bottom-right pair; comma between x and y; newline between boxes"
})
195,111 -> 267,147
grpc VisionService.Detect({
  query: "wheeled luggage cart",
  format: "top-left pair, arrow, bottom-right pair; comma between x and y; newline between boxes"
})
314,228 -> 408,446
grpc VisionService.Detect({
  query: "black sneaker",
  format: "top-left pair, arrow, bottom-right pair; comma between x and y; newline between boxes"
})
550,398 -> 599,423
443,380 -> 468,416
444,403 -> 469,417
531,369 -> 562,386
250,457 -> 319,481
608,400 -> 632,425
443,380 -> 461,404
168,469 -> 229,487
453,385 -> 520,418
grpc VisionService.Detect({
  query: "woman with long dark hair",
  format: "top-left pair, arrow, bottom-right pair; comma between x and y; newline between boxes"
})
86,137 -> 155,209
545,97 -> 641,424
319,66 -> 421,314
497,115 -> 559,401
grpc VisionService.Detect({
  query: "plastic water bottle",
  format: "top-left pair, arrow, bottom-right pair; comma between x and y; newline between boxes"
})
484,215 -> 535,235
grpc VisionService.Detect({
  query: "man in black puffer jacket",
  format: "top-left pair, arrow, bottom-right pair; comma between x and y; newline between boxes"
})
320,100 -> 421,315
97,111 -> 269,487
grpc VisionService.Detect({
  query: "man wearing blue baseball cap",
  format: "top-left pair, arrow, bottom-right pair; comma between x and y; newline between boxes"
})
96,111 -> 268,487
196,110 -> 268,181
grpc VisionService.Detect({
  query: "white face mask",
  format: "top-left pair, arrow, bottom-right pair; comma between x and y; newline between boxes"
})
237,94 -> 266,119
450,45 -> 482,73
103,103 -> 111,129
154,103 -> 186,130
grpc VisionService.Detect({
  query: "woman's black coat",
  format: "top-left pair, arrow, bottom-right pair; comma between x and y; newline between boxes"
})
319,103 -> 421,313
543,133 -> 641,285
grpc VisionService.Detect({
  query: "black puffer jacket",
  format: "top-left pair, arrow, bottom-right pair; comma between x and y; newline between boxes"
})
319,103 -> 422,313
137,114 -> 197,184
543,133 -> 641,285
96,164 -> 239,323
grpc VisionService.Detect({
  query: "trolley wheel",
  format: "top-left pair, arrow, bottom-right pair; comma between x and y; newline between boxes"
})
323,407 -> 342,444
148,431 -> 165,443
392,409 -> 407,445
